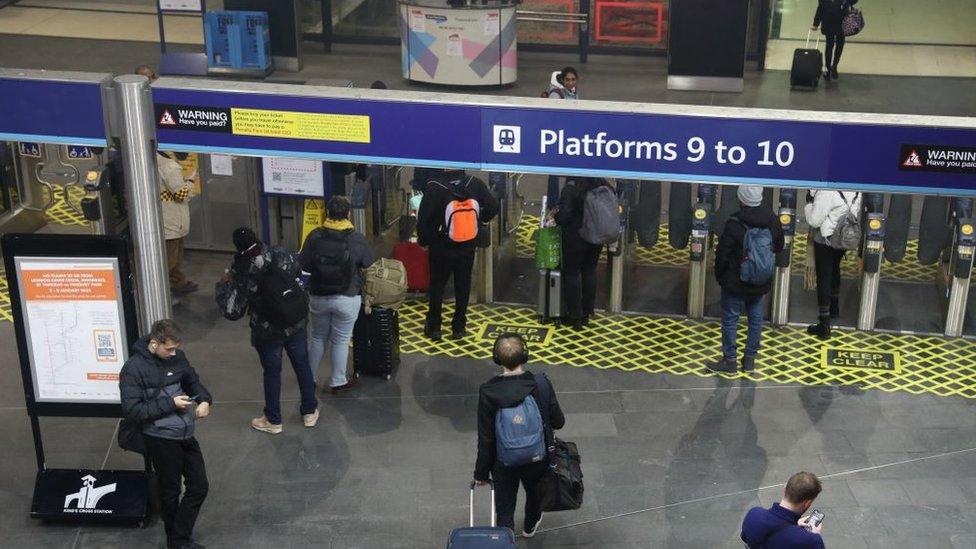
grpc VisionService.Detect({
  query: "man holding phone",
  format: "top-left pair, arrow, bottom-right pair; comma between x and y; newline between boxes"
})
740,472 -> 826,548
120,319 -> 212,549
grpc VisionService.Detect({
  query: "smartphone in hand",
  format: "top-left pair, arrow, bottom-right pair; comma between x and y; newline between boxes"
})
809,509 -> 825,528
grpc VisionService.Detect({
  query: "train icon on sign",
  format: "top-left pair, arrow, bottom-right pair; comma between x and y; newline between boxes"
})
493,125 -> 521,154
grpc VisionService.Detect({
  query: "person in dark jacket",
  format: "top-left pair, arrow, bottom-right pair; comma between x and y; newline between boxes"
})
300,196 -> 374,394
741,472 -> 825,549
812,0 -> 858,81
555,177 -> 606,329
708,185 -> 785,373
119,319 -> 211,549
474,334 -> 565,537
224,227 -> 318,434
417,169 -> 500,340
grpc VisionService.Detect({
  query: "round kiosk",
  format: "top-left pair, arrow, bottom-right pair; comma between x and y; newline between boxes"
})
399,0 -> 518,86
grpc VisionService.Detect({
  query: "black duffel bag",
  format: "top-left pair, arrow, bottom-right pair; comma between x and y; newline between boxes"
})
538,437 -> 583,512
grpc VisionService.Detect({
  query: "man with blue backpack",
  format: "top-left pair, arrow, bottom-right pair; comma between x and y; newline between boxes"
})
708,186 -> 785,374
474,334 -> 565,537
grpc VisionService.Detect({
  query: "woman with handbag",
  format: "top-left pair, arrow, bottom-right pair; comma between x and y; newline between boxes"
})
811,0 -> 858,81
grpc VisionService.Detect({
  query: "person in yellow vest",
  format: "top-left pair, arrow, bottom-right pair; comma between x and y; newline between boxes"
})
157,151 -> 198,296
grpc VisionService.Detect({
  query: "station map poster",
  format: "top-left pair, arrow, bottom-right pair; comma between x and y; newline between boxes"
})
14,257 -> 128,404
262,157 -> 324,197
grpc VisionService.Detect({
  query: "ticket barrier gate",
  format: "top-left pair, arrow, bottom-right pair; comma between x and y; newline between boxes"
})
687,185 -> 715,319
856,194 -> 885,331
607,179 -> 633,314
770,189 -> 796,325
945,213 -> 975,337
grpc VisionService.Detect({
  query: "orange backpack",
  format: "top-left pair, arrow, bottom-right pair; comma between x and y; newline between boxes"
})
442,178 -> 481,243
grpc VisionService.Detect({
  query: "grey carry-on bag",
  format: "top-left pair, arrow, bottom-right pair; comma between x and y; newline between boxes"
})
446,481 -> 516,548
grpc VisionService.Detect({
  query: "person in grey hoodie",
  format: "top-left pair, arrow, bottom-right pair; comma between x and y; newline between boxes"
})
119,319 -> 212,549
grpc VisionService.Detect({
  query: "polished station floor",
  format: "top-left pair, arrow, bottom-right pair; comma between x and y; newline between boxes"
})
1,252 -> 976,548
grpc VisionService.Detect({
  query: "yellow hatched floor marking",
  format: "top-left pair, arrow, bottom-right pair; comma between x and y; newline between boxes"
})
399,300 -> 976,400
0,274 -> 12,323
517,215 -> 952,282
41,185 -> 88,227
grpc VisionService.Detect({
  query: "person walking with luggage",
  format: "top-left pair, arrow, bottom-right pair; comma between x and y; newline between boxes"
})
223,227 -> 318,433
119,319 -> 211,549
417,169 -> 499,340
555,177 -> 613,329
812,0 -> 858,81
299,196 -> 374,394
157,150 -> 198,299
474,334 -> 565,537
804,190 -> 862,340
707,186 -> 785,374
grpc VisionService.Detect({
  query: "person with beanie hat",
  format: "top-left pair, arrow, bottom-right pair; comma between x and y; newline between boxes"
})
222,226 -> 318,434
708,185 -> 784,374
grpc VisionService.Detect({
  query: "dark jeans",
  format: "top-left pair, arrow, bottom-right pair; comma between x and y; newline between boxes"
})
145,435 -> 208,548
546,175 -> 560,209
426,251 -> 475,333
721,290 -> 764,360
813,240 -> 846,316
825,33 -> 846,69
253,329 -> 318,424
492,461 -> 549,532
562,241 -> 602,321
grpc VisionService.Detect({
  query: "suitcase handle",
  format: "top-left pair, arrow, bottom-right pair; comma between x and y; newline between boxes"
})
805,29 -> 822,49
469,480 -> 496,528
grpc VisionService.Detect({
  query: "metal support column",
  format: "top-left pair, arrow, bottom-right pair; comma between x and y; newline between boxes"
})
687,185 -> 715,319
770,189 -> 796,326
112,75 -> 171,330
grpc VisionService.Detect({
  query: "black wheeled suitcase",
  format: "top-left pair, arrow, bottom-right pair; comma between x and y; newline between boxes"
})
791,31 -> 823,89
352,306 -> 400,380
446,481 -> 515,549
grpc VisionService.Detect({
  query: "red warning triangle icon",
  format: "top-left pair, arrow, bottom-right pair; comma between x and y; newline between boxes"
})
902,150 -> 922,168
159,109 -> 176,126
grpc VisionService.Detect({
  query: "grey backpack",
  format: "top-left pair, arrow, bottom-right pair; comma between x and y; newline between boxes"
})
827,192 -> 861,251
579,185 -> 621,245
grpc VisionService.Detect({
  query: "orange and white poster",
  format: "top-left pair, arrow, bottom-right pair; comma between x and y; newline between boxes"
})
16,258 -> 127,404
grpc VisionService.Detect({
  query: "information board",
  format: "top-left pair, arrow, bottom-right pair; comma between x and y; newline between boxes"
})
262,157 -> 325,197
15,257 -> 129,404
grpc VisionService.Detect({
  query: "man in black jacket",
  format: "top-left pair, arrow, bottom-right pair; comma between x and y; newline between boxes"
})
474,334 -> 565,536
417,169 -> 499,340
708,186 -> 785,374
119,319 -> 212,549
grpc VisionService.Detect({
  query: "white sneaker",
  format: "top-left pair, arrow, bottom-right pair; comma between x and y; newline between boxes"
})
251,416 -> 282,434
303,409 -> 320,428
522,512 -> 543,538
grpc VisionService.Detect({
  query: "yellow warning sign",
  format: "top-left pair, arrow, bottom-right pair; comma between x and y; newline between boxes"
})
177,153 -> 201,195
963,224 -> 974,236
301,199 -> 324,246
694,208 -> 707,220
230,108 -> 371,143
822,347 -> 901,373
779,213 -> 792,225
869,219 -> 882,230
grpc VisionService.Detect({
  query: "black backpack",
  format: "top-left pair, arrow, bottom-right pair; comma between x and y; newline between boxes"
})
310,229 -> 354,295
257,266 -> 308,329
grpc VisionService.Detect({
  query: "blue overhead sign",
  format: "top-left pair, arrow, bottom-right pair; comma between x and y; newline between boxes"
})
0,76 -> 109,146
152,85 -> 976,195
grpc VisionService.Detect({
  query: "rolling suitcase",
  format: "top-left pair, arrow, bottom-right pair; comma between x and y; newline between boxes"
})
790,31 -> 823,89
537,269 -> 562,324
393,241 -> 430,292
446,481 -> 515,549
352,306 -> 400,380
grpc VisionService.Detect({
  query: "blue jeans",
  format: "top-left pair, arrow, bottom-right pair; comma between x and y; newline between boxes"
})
308,294 -> 362,388
721,290 -> 764,360
254,329 -> 318,425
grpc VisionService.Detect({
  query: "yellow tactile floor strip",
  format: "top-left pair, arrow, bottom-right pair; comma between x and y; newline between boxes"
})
41,185 -> 88,227
0,274 -> 12,324
516,215 -> 948,282
399,300 -> 976,400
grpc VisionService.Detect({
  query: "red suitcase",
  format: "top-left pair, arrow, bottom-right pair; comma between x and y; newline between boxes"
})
393,241 -> 430,292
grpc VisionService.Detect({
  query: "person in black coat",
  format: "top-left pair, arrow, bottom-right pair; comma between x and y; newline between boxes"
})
555,177 -> 606,329
119,319 -> 212,549
707,186 -> 785,374
812,0 -> 858,81
417,169 -> 500,340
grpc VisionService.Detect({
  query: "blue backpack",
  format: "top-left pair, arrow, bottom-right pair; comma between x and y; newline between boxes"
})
495,394 -> 546,467
737,218 -> 774,285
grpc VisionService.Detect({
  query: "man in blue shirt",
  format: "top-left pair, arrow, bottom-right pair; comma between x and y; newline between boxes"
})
741,472 -> 826,548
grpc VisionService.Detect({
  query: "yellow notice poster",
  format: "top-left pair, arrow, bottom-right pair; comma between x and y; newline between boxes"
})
301,199 -> 324,245
231,108 -> 371,143
177,153 -> 202,195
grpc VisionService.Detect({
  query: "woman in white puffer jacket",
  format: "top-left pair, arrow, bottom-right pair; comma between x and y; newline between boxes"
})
803,189 -> 862,339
